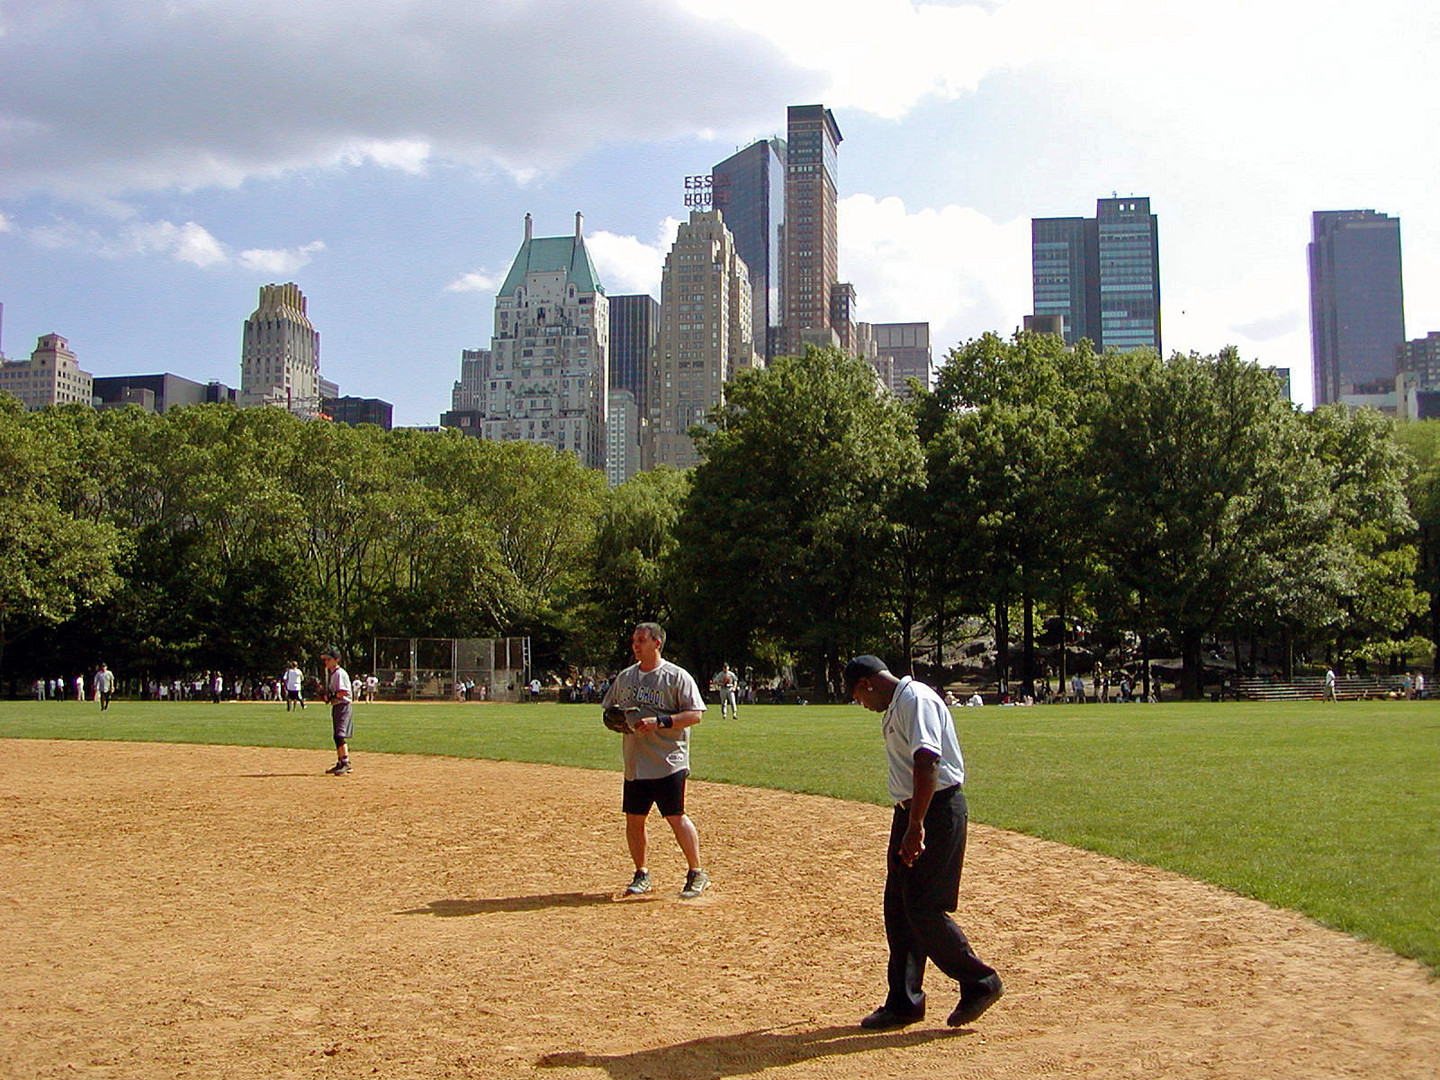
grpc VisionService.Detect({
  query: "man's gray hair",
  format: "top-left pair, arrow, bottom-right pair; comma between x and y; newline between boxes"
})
635,622 -> 666,649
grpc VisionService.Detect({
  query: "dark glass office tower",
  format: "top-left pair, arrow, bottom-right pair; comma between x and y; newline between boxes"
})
608,294 -> 659,418
1309,209 -> 1405,405
1096,197 -> 1160,354
713,137 -> 785,362
1031,198 -> 1160,354
1031,217 -> 1098,347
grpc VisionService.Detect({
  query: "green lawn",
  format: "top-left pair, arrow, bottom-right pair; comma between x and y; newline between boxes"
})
3,697 -> 1437,975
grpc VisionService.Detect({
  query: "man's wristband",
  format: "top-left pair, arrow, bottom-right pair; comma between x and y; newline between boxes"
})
658,716 -> 673,729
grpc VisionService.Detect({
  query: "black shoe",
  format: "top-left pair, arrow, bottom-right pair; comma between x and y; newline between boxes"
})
860,1006 -> 924,1030
947,976 -> 1003,1027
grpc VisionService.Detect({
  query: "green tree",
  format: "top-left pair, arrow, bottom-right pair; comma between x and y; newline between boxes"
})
0,398 -> 125,677
1087,348 -> 1331,698
577,466 -> 690,669
1301,405 -> 1429,671
919,332 -> 1100,694
675,347 -> 924,693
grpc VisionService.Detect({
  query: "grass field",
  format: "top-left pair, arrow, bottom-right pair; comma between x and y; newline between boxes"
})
2,697 -> 1437,975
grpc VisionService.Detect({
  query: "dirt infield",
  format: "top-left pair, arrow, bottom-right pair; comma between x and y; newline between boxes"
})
2,739 -> 1438,1079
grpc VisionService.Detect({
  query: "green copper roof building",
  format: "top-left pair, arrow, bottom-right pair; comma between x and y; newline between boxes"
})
447,214 -> 610,471
498,218 -> 603,298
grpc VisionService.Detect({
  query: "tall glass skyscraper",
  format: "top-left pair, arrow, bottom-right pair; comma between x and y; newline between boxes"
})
608,294 -> 659,417
1031,197 -> 1160,355
1308,209 -> 1405,406
712,138 -> 785,362
780,104 -> 842,357
1097,197 -> 1161,354
1032,217 -> 1098,347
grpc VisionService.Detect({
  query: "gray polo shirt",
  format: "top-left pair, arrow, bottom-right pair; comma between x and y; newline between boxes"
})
602,659 -> 706,781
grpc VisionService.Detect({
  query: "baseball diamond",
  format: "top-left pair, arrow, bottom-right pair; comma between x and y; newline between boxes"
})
1,740 -> 1438,1079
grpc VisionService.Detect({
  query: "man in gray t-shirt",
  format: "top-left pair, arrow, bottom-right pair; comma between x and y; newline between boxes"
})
601,622 -> 710,900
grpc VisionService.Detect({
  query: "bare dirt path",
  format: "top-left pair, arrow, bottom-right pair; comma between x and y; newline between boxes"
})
2,740 -> 1437,1079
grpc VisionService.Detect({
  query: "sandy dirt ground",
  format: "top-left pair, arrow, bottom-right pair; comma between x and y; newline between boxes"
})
1,738 -> 1438,1080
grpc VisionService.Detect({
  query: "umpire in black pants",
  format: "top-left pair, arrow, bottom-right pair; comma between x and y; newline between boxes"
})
845,655 -> 1003,1030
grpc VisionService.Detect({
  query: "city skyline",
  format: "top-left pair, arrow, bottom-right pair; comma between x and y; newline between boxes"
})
2,1 -> 1438,425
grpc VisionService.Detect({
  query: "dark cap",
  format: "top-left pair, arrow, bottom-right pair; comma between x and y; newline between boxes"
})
843,655 -> 888,696
319,645 -> 341,660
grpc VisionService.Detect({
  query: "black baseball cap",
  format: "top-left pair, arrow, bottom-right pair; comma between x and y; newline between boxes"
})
843,655 -> 888,696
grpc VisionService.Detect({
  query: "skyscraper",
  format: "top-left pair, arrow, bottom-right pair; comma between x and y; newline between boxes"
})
0,333 -> 93,410
712,137 -> 785,361
1309,209 -> 1405,406
451,348 -> 491,412
651,209 -> 757,469
1031,197 -> 1160,354
474,213 -> 609,470
240,282 -> 321,415
1096,197 -> 1161,354
780,104 -> 843,357
871,322 -> 934,397
608,294 -> 659,417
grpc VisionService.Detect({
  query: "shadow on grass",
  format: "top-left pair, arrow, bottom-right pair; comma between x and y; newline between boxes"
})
395,892 -> 616,916
536,1024 -> 969,1079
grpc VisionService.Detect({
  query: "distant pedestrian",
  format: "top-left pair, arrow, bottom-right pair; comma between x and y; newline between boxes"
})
93,664 -> 115,711
714,663 -> 740,720
283,662 -> 306,710
1324,667 -> 1337,701
320,646 -> 354,775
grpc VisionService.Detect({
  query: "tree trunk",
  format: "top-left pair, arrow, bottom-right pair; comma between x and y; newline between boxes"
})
1022,588 -> 1036,699
994,597 -> 1010,697
1180,628 -> 1203,700
1057,593 -> 1068,696
1140,630 -> 1151,702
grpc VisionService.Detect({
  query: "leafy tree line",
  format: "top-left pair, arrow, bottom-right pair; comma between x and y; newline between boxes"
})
672,337 -> 1429,698
1,333 -> 1433,698
0,398 -> 605,688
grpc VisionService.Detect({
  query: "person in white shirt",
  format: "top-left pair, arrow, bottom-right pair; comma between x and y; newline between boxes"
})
282,663 -> 306,710
845,654 -> 1003,1032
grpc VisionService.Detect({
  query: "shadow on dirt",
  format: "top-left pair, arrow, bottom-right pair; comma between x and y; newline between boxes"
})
394,893 -> 616,916
536,1023 -> 970,1079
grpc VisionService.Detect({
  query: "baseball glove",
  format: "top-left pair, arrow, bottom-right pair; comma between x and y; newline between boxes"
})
602,706 -> 633,733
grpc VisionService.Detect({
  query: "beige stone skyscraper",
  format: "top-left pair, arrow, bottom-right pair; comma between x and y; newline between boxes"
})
650,209 -> 758,469
0,333 -> 93,409
240,282 -> 321,415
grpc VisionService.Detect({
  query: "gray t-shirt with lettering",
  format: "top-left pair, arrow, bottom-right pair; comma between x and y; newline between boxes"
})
601,659 -> 706,781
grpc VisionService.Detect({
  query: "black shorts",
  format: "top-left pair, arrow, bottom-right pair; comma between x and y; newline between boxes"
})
332,701 -> 353,745
623,770 -> 688,817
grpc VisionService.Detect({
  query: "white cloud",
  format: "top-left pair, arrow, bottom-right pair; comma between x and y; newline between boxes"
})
341,140 -> 433,175
445,270 -> 502,294
237,240 -> 326,274
587,218 -> 682,298
17,212 -> 324,273
127,220 -> 227,267
0,0 -> 811,200
0,211 -> 11,232
839,194 -> 1030,355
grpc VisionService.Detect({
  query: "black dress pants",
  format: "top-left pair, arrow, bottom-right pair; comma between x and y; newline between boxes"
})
882,784 -> 997,1013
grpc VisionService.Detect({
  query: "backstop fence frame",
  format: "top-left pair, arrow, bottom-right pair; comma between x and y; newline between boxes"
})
370,636 -> 531,702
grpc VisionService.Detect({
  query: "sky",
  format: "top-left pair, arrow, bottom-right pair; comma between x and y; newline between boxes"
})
1,0 -> 1437,426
